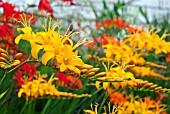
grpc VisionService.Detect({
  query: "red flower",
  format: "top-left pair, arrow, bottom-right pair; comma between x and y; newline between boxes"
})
0,23 -> 13,37
13,63 -> 36,86
57,72 -> 69,86
57,72 -> 82,89
156,92 -> 168,101
62,0 -> 75,5
0,2 -> 15,21
38,0 -> 53,15
0,2 -> 22,21
100,34 -> 109,45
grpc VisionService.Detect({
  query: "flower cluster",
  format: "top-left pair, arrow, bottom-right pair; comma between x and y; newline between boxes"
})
13,62 -> 36,86
125,28 -> 170,54
95,62 -> 135,90
0,48 -> 22,69
15,15 -> 86,74
95,18 -> 144,33
18,73 -> 90,101
129,66 -> 170,80
117,96 -> 166,114
84,95 -> 166,114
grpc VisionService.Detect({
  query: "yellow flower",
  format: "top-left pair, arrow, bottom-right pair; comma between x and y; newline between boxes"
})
15,27 -> 35,45
15,15 -> 86,75
32,31 -> 63,59
57,45 -> 84,74
15,14 -> 36,45
95,62 -> 135,90
84,96 -> 166,114
125,27 -> 170,55
18,73 -> 90,101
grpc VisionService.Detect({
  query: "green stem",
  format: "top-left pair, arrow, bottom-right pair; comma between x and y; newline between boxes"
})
20,102 -> 27,114
7,60 -> 39,74
41,99 -> 52,114
98,94 -> 108,113
0,70 -> 8,86
0,60 -> 39,87
46,77 -> 81,114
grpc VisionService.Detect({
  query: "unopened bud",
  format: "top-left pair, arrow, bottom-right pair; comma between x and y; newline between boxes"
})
87,72 -> 95,77
88,68 -> 100,73
0,57 -> 8,63
0,48 -> 8,54
87,54 -> 92,59
150,84 -> 158,89
81,69 -> 88,74
1,53 -> 10,61
95,72 -> 106,77
14,53 -> 23,59
80,64 -> 93,69
154,86 -> 162,90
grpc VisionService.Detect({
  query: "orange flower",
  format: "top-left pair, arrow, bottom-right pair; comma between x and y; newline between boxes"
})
95,20 -> 102,30
67,76 -> 82,89
110,92 -> 128,105
113,18 -> 126,28
102,19 -> 114,29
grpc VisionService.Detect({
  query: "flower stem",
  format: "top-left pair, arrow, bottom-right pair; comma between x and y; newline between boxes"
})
7,59 -> 39,74
0,60 -> 39,87
0,70 -> 8,86
41,99 -> 52,114
98,94 -> 108,113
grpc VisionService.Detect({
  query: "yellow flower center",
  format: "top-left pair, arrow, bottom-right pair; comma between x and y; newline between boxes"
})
64,58 -> 69,65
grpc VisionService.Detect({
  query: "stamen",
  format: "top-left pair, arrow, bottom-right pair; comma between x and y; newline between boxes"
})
149,27 -> 155,34
102,62 -> 108,72
64,23 -> 73,36
28,13 -> 34,27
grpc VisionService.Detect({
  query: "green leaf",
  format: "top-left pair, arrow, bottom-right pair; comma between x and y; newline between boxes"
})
139,7 -> 149,24
0,89 -> 8,99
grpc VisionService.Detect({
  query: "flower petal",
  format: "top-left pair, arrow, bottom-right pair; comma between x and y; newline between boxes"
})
15,34 -> 23,44
72,58 -> 84,66
31,45 -> 43,59
42,52 -> 55,65
60,63 -> 67,72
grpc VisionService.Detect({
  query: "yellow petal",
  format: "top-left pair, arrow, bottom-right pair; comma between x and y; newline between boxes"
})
73,67 -> 81,75
60,63 -> 67,72
15,34 -> 23,44
22,27 -> 32,33
42,52 -> 55,65
84,110 -> 95,114
95,81 -> 101,90
64,45 -> 72,56
35,32 -> 46,44
56,55 -> 63,63
44,45 -> 55,52
18,89 -> 24,98
103,82 -> 109,90
68,65 -> 75,70
72,58 -> 84,66
31,45 -> 43,59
